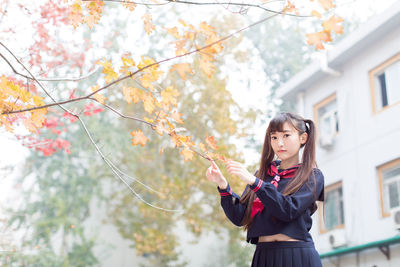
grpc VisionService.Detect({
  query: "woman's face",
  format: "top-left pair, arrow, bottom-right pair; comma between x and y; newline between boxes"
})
270,122 -> 307,162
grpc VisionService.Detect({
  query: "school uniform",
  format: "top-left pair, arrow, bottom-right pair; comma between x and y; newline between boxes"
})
217,160 -> 324,267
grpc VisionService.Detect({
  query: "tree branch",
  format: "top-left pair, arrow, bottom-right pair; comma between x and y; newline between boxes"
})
86,0 -> 311,18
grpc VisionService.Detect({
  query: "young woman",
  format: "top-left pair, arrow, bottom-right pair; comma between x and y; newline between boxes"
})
206,112 -> 324,267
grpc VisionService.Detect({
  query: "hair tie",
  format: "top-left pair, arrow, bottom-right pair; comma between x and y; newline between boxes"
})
304,120 -> 309,132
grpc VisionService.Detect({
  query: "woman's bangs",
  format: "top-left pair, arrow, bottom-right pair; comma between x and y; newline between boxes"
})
269,115 -> 289,133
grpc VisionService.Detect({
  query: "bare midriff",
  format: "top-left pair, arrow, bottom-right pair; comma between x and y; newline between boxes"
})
258,233 -> 300,242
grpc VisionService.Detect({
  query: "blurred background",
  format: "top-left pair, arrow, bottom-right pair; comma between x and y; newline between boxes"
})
1,0 -> 399,266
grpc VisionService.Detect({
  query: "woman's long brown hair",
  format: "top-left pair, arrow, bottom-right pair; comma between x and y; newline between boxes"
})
240,112 -> 321,230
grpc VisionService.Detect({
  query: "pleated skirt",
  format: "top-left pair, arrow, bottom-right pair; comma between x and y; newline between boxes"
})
251,241 -> 322,267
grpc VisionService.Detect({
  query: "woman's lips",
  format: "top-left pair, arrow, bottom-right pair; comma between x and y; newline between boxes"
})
278,150 -> 286,152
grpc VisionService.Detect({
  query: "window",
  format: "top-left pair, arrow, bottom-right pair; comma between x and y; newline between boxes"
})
369,53 -> 400,113
313,93 -> 339,149
378,158 -> 400,217
319,181 -> 345,233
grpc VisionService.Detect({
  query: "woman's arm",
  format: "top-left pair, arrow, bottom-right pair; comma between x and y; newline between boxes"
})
249,169 -> 324,222
218,183 -> 249,227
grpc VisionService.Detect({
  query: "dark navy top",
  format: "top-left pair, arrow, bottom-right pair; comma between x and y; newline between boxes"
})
217,167 -> 324,244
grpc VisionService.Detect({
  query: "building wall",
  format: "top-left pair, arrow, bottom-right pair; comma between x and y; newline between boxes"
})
293,20 -> 400,265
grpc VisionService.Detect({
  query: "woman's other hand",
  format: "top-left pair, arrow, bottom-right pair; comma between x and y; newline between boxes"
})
225,159 -> 256,185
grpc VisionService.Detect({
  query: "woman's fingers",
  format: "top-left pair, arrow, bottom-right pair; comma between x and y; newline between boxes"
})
210,159 -> 219,170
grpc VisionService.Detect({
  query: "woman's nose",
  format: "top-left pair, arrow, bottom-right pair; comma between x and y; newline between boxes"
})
277,138 -> 284,146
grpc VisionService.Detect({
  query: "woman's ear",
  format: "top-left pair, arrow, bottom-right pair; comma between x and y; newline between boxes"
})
300,132 -> 308,145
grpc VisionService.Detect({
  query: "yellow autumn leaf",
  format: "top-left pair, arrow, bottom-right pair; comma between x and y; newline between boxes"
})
170,63 -> 194,80
91,85 -> 106,104
32,95 -> 45,106
120,56 -> 136,74
98,58 -> 118,83
144,117 -> 154,123
166,26 -> 180,39
155,121 -> 169,136
142,92 -> 155,114
161,86 -> 179,107
199,57 -> 216,78
122,86 -> 142,104
175,39 -> 188,56
68,1 -> 83,28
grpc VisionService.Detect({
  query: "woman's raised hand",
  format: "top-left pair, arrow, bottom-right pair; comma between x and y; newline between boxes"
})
206,159 -> 228,189
225,159 -> 256,185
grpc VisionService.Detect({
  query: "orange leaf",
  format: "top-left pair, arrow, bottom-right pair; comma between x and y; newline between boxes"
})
175,39 -> 188,56
199,57 -> 216,78
318,0 -> 335,11
171,110 -> 184,124
205,134 -> 218,150
142,13 -> 155,35
322,15 -> 344,34
130,130 -> 149,146
306,31 -> 332,50
170,63 -> 193,80
180,147 -> 194,162
204,34 -> 224,54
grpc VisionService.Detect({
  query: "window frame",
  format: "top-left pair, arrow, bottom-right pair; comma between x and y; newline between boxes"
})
378,157 -> 400,218
318,180 -> 345,234
313,92 -> 339,145
369,52 -> 400,114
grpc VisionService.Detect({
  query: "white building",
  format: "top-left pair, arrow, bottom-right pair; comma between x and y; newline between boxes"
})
276,2 -> 400,266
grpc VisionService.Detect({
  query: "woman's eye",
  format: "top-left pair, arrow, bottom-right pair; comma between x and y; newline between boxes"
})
271,136 -> 277,140
284,134 -> 290,137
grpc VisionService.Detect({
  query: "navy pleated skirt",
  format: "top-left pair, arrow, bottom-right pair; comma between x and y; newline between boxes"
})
251,241 -> 322,267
